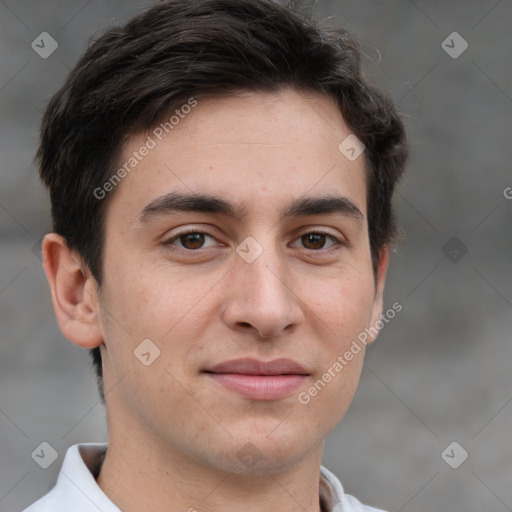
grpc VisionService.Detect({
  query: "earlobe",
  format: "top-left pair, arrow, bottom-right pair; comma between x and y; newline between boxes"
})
367,247 -> 390,344
42,233 -> 104,349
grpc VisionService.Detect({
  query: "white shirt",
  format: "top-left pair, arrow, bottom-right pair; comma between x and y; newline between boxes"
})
23,443 -> 387,512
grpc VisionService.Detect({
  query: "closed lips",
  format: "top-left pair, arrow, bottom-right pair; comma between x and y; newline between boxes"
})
204,358 -> 309,376
203,358 -> 310,400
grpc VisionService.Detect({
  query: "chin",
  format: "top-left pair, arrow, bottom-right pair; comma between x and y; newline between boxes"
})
214,449 -> 310,476
210,429 -> 318,476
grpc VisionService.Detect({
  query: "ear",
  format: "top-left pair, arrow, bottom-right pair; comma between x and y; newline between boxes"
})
366,246 -> 390,345
42,233 -> 103,349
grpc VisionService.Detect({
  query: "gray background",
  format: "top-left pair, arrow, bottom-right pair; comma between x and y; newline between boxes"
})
1,1 -> 511,511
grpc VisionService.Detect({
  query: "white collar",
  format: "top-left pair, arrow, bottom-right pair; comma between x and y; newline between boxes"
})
23,443 -> 386,512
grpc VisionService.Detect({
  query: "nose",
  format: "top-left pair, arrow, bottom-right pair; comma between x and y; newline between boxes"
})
221,241 -> 304,339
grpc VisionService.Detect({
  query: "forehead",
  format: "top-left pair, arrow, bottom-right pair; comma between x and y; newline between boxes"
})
106,89 -> 368,224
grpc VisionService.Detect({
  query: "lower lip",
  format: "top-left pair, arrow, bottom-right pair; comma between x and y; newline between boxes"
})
206,373 -> 308,400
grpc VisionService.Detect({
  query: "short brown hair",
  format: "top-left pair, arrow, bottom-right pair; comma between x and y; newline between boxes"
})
37,0 -> 408,400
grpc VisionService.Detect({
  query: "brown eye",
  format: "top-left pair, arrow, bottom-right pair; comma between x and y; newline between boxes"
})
163,231 -> 217,251
179,232 -> 205,250
295,232 -> 340,251
301,233 -> 327,250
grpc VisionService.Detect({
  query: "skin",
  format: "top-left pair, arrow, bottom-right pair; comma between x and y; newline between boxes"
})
43,88 -> 388,512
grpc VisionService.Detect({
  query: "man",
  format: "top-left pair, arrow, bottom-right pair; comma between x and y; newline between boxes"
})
26,0 -> 407,510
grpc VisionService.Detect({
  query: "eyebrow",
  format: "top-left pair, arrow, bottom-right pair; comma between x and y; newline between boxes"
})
136,191 -> 364,224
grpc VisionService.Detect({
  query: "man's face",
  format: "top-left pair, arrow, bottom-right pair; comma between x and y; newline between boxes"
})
96,89 -> 386,473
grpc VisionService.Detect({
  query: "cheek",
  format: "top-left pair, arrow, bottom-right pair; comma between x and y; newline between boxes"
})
295,352 -> 365,441
98,257 -> 220,378
297,273 -> 374,413
101,255 -> 194,335
310,271 -> 376,336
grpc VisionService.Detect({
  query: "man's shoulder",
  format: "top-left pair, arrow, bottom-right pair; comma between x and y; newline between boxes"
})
22,443 -> 118,512
340,493 -> 389,512
320,465 -> 388,512
23,486 -> 61,512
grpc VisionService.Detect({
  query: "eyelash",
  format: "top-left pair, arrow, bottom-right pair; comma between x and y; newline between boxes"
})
162,228 -> 344,254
